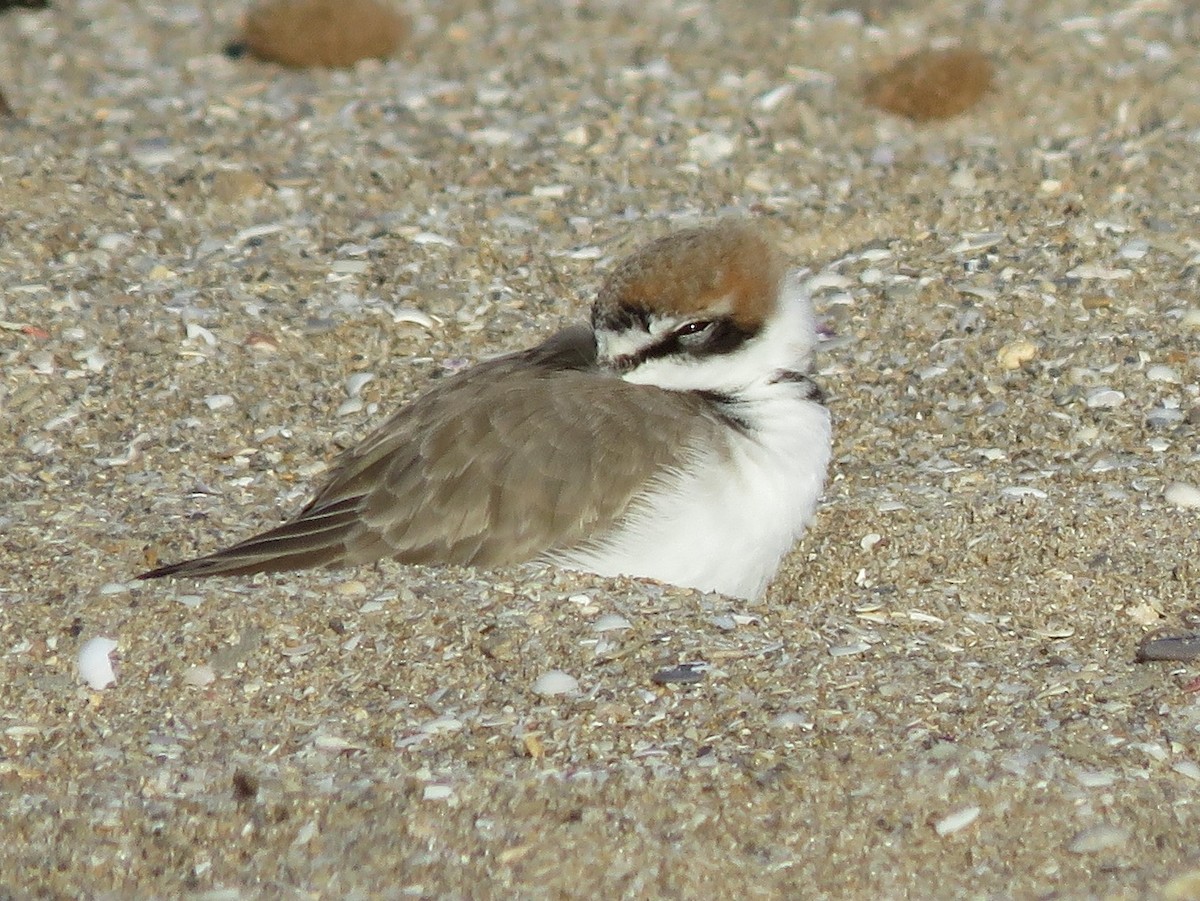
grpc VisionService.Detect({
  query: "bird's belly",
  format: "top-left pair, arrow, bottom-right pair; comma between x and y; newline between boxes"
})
554,398 -> 831,599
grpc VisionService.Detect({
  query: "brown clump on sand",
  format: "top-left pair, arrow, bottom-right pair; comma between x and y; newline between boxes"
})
232,0 -> 408,69
864,46 -> 993,121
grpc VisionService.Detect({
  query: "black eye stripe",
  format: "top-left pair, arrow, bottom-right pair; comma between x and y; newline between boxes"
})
611,317 -> 757,371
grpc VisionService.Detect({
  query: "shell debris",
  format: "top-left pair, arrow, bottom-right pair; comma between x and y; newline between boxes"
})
532,670 -> 579,697
77,637 -> 119,690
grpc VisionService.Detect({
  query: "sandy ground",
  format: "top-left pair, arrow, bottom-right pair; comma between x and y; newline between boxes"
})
2,0 -> 1199,897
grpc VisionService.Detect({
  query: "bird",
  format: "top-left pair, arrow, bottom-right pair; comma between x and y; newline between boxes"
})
138,220 -> 832,599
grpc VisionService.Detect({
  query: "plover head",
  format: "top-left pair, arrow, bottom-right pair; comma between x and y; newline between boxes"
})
591,221 -> 815,395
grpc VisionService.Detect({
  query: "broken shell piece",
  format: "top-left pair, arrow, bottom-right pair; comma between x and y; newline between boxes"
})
78,637 -> 118,690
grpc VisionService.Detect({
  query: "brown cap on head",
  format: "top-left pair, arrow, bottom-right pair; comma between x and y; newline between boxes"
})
594,222 -> 784,332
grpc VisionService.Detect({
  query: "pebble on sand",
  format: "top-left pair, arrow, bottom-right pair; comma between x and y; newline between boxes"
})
232,0 -> 409,69
996,339 -> 1038,371
863,47 -> 993,121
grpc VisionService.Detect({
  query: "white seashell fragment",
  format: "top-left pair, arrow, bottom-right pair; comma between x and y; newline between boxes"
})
593,614 -> 632,633
131,144 -> 177,168
1172,761 -> 1200,781
1085,388 -> 1125,409
185,322 -> 217,346
203,394 -> 236,411
233,223 -> 287,244
1165,482 -> 1200,509
950,232 -> 1003,254
1000,486 -> 1048,499
1068,825 -> 1130,854
828,641 -> 871,657
97,233 -> 133,252
312,733 -> 364,752
420,717 -> 464,734
1066,264 -> 1132,280
934,806 -> 981,836
860,533 -> 883,551
755,84 -> 794,111
345,373 -> 375,397
29,350 -> 54,374
532,670 -> 579,696
74,347 -> 108,372
391,307 -> 436,328
78,637 -> 118,690
423,784 -> 454,801
770,712 -> 814,730
182,664 -> 216,687
1117,239 -> 1149,259
1075,770 -> 1118,788
562,124 -> 590,145
687,132 -> 737,165
337,398 -> 365,417
1146,364 -> 1180,383
411,232 -> 456,247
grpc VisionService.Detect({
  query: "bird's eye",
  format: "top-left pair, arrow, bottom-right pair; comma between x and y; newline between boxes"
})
674,320 -> 713,339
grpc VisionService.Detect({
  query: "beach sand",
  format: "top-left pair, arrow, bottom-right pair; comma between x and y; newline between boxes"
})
2,0 -> 1198,896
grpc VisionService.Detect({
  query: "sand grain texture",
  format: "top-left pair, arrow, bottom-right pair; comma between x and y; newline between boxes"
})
2,0 -> 1199,897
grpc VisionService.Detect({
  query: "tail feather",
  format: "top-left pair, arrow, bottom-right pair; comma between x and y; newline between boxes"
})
138,497 -> 364,580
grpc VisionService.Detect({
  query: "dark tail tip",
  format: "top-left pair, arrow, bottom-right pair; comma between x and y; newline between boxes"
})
136,561 -> 186,580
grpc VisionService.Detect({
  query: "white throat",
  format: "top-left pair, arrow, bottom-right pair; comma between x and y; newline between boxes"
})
557,271 -> 830,599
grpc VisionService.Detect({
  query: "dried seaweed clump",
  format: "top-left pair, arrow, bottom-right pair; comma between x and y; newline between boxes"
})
231,0 -> 409,69
864,47 -> 993,121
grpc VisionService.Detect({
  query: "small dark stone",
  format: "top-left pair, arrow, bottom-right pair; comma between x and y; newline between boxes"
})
232,769 -> 260,801
651,664 -> 705,685
1136,633 -> 1200,663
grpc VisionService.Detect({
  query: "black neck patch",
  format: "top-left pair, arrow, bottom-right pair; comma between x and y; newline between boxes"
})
693,389 -> 753,432
772,370 -> 825,403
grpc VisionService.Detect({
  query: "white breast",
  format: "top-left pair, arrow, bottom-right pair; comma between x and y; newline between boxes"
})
552,384 -> 831,599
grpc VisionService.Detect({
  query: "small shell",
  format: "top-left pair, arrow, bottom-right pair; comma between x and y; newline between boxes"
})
934,806 -> 981,836
1165,482 -> 1200,510
532,670 -> 579,696
78,637 -> 118,690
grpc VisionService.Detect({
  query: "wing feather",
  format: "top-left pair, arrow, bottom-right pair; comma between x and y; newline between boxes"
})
139,325 -> 727,580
